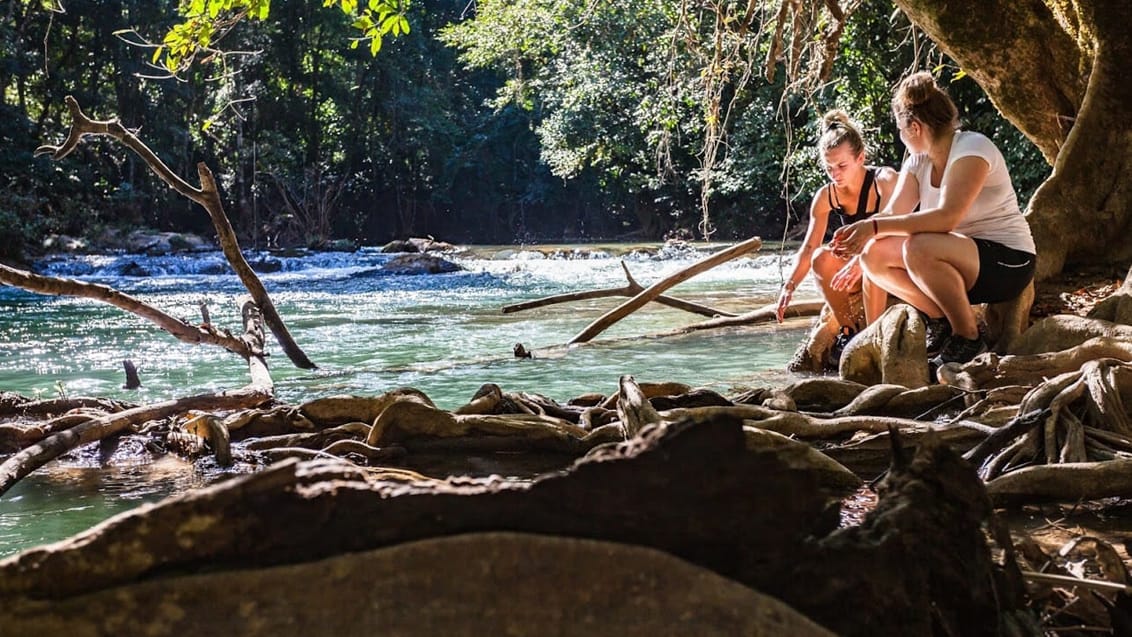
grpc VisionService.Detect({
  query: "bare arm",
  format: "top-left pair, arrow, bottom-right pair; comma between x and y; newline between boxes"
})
785,187 -> 834,286
880,167 -> 920,217
775,187 -> 832,322
876,156 -> 989,235
834,156 -> 989,255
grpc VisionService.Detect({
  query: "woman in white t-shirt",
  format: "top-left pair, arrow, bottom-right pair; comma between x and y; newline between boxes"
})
831,72 -> 1036,368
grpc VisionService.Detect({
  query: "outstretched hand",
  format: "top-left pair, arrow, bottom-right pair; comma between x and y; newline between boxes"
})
775,287 -> 793,323
830,256 -> 861,292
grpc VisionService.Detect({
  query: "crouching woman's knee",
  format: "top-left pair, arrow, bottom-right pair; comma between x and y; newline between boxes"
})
810,245 -> 840,271
859,235 -> 903,274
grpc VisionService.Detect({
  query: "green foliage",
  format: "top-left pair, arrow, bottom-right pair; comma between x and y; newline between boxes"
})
1,0 -> 1054,252
151,0 -> 409,74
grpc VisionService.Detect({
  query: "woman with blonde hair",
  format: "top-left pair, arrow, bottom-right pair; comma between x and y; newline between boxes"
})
832,71 -> 1036,368
775,109 -> 898,362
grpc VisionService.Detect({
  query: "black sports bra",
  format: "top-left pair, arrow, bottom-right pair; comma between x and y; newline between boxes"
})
827,167 -> 881,229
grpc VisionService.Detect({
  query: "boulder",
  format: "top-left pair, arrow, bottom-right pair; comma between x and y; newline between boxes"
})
1,533 -> 834,637
380,237 -> 458,254
382,253 -> 462,275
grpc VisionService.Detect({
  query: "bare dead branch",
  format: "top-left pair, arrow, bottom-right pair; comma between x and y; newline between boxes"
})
569,237 -> 762,344
34,96 -> 315,370
0,262 -> 256,357
502,260 -> 734,318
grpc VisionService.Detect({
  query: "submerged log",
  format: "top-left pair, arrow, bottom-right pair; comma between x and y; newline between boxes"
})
677,298 -> 825,332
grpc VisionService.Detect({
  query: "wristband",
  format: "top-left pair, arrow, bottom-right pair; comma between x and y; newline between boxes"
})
872,218 -> 879,235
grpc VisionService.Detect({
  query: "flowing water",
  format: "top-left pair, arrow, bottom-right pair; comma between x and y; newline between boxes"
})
0,243 -> 812,557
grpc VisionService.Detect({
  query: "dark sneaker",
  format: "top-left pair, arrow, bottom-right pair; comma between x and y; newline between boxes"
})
930,333 -> 988,368
829,325 -> 857,365
924,316 -> 952,356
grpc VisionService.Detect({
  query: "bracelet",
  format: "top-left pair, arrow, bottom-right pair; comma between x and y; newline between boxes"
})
872,218 -> 879,235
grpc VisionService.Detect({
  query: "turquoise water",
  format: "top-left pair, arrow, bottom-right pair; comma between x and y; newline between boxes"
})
0,243 -> 811,557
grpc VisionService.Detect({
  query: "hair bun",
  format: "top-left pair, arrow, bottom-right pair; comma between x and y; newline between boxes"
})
901,72 -> 938,106
821,108 -> 851,132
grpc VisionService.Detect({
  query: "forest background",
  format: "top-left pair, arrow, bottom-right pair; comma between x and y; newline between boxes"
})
0,0 -> 1048,261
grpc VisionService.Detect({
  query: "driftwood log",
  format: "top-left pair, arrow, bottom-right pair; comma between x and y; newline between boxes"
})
503,260 -> 734,318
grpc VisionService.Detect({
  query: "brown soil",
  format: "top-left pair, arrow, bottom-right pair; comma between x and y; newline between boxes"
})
1030,264 -> 1126,320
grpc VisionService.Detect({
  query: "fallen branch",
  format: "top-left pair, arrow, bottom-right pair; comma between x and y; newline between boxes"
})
0,263 -> 259,358
677,299 -> 825,332
503,261 -> 734,318
568,237 -> 762,344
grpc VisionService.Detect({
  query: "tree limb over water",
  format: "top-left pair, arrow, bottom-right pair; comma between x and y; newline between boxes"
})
34,95 -> 315,370
0,263 -> 257,358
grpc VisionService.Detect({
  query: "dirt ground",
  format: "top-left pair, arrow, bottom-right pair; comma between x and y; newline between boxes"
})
1030,265 -> 1127,321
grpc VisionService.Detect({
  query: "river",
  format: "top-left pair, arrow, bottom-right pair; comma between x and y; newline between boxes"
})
0,242 -> 811,556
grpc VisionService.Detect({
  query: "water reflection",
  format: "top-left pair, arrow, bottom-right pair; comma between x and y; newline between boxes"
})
0,459 -> 203,557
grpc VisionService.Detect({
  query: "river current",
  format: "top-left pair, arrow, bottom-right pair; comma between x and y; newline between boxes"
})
0,242 -> 811,556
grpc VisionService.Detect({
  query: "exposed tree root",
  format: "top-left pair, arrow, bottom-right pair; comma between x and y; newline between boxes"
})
965,359 -> 1132,491
0,387 -> 272,496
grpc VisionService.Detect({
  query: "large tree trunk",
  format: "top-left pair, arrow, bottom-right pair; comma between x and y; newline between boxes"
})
893,0 -> 1132,280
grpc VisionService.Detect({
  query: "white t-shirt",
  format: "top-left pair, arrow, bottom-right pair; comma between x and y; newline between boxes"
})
903,130 -> 1036,254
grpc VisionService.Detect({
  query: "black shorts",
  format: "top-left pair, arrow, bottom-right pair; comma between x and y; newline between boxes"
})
966,238 -> 1036,304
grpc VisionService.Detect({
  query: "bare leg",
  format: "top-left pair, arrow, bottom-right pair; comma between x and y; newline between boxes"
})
901,233 -> 981,338
860,237 -> 944,316
862,271 -> 887,326
810,247 -> 861,328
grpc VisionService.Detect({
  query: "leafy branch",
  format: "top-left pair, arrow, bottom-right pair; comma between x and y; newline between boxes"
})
137,0 -> 412,77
